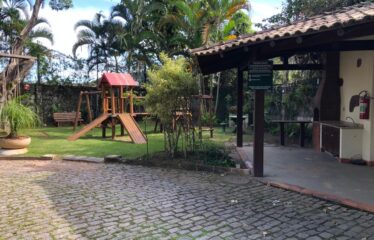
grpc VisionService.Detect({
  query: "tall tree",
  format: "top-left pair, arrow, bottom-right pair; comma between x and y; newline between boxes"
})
73,13 -> 113,77
201,0 -> 250,44
261,0 -> 372,27
214,9 -> 253,113
158,0 -> 250,49
157,1 -> 206,53
222,10 -> 254,41
110,0 -> 163,72
0,0 -> 73,106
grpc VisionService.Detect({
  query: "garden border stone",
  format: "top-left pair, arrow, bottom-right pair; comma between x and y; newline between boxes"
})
0,156 -> 53,161
121,158 -> 250,176
63,155 -> 104,163
259,179 -> 374,213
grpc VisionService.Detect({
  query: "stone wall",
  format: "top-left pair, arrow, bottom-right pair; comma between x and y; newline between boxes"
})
22,84 -> 99,125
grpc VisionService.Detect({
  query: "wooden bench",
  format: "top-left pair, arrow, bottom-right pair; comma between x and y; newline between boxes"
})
53,112 -> 83,127
199,127 -> 214,138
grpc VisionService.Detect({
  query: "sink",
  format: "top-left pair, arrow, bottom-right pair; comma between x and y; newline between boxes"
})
319,121 -> 363,129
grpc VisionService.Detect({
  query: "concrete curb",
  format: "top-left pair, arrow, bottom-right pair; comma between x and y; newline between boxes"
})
0,156 -> 53,161
261,180 -> 374,213
181,162 -> 250,175
59,155 -> 251,175
62,155 -> 104,163
124,159 -> 250,176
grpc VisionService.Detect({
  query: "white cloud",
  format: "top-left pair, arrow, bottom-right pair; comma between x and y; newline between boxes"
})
250,0 -> 282,29
38,6 -> 109,58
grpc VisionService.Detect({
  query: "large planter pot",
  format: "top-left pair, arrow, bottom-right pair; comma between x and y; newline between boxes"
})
0,136 -> 31,149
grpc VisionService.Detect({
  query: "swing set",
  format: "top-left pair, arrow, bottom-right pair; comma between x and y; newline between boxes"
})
68,72 -> 147,144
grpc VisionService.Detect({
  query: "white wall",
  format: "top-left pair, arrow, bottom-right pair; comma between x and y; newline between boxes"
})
339,128 -> 363,160
340,51 -> 374,161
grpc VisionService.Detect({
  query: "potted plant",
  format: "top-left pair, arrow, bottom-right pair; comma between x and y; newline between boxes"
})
0,97 -> 39,149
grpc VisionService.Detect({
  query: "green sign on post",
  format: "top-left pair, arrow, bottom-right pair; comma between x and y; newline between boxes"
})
249,61 -> 273,90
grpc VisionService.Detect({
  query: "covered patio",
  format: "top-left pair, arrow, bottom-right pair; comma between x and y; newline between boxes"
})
191,3 -> 374,211
237,145 -> 374,212
191,3 -> 374,177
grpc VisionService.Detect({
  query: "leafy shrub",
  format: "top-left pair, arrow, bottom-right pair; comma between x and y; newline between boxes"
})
145,53 -> 198,157
197,142 -> 235,168
201,112 -> 218,126
0,96 -> 40,138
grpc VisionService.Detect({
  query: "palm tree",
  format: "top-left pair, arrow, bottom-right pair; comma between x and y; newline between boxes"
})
73,13 -> 117,78
157,0 -> 250,55
214,9 -> 254,113
157,1 -> 206,54
0,0 -> 53,51
2,0 -> 32,19
222,10 -> 254,41
0,0 -> 33,51
110,0 -> 163,72
202,0 -> 250,44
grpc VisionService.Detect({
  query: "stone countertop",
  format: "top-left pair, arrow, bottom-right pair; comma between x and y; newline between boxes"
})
317,121 -> 364,129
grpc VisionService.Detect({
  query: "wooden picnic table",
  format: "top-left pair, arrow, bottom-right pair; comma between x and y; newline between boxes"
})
270,119 -> 312,147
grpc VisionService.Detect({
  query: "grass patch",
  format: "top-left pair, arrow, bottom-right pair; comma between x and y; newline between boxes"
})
22,123 -> 163,158
18,122 -> 251,159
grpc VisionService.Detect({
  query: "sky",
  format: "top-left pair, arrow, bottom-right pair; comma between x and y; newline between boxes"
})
38,0 -> 283,57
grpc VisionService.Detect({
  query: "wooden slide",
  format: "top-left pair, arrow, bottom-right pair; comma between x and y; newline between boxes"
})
118,113 -> 147,144
68,114 -> 109,141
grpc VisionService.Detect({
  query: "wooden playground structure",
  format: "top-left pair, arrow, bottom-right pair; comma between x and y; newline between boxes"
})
195,95 -> 214,138
68,73 -> 147,144
167,94 -> 215,139
152,93 -> 215,139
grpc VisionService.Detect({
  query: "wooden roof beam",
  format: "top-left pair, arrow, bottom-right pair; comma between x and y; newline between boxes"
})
273,64 -> 324,71
271,40 -> 374,57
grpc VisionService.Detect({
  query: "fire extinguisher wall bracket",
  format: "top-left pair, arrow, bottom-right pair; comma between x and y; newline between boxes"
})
359,90 -> 370,120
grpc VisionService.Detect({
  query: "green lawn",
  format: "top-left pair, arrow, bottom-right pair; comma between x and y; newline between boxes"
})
23,126 -> 163,158
19,122 -> 248,159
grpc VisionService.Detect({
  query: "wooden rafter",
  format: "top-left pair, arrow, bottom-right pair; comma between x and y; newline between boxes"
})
273,64 -> 324,71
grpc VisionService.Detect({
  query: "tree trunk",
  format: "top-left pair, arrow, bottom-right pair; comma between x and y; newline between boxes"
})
34,56 -> 41,112
0,0 -> 42,106
0,58 -> 35,103
96,54 -> 99,83
114,55 -> 119,73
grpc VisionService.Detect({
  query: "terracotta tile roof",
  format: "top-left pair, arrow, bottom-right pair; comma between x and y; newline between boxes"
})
191,2 -> 374,57
100,73 -> 139,87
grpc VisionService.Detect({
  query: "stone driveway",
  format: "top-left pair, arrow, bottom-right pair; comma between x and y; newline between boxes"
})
0,160 -> 373,240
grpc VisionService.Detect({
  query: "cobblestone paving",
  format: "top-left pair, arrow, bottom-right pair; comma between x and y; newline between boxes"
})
0,160 -> 373,240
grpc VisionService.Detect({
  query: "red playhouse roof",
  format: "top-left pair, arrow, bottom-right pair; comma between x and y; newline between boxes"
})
100,73 -> 139,87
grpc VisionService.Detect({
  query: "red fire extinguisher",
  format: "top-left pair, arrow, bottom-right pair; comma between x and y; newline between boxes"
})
359,91 -> 370,120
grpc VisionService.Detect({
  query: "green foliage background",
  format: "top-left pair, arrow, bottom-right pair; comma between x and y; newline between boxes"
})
146,53 -> 198,125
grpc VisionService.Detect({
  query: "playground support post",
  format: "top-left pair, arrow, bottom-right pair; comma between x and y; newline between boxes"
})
73,92 -> 83,131
85,94 -> 93,122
